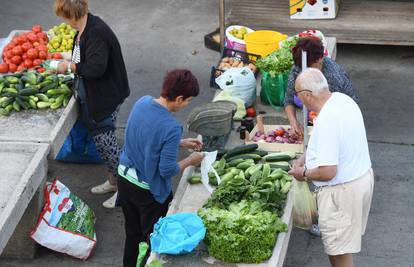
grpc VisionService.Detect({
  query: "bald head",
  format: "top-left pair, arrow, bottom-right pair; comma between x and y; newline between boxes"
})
295,68 -> 329,95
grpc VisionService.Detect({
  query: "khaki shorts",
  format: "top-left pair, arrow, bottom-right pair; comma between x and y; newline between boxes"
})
316,168 -> 374,256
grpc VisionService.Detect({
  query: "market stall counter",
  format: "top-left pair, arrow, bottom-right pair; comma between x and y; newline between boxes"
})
147,37 -> 337,266
0,142 -> 49,258
0,96 -> 78,259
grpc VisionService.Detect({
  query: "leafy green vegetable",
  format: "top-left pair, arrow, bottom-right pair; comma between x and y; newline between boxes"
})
256,36 -> 299,77
256,47 -> 294,77
199,200 -> 287,263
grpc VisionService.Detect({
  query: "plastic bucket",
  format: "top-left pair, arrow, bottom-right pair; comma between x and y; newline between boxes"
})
245,30 -> 287,58
225,25 -> 254,52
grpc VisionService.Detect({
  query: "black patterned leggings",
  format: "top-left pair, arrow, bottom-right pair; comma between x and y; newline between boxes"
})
92,108 -> 120,176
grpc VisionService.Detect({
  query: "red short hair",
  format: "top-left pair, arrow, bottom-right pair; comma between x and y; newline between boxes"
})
161,69 -> 199,101
292,37 -> 324,68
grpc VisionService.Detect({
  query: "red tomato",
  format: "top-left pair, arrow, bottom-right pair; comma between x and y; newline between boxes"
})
12,45 -> 23,56
19,34 -> 28,43
37,67 -> 46,73
274,128 -> 285,137
38,50 -> 47,59
17,64 -> 26,72
27,32 -> 38,43
37,32 -> 48,42
0,63 -> 8,73
24,59 -> 33,68
32,25 -> 42,33
27,48 -> 39,60
22,42 -> 32,52
11,55 -> 22,65
246,107 -> 256,117
32,41 -> 40,47
33,59 -> 42,66
52,52 -> 63,59
11,38 -> 19,46
22,53 -> 28,60
4,58 -> 10,64
37,44 -> 47,53
8,63 -> 17,73
5,50 -> 14,59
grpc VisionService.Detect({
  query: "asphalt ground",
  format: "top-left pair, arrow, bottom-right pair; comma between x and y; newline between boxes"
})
1,1 -> 414,266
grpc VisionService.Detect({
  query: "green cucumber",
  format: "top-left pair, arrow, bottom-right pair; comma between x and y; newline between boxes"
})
224,144 -> 258,159
264,151 -> 296,162
262,163 -> 271,179
269,161 -> 290,171
229,158 -> 244,167
226,153 -> 262,162
35,93 -> 49,102
19,88 -> 38,96
236,161 -> 253,170
37,101 -> 51,109
187,175 -> 202,184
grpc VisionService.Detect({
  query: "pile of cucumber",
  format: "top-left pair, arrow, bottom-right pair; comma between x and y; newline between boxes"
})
188,144 -> 297,191
0,71 -> 73,116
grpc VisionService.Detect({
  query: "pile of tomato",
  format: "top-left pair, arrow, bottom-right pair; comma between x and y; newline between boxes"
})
0,25 -> 63,73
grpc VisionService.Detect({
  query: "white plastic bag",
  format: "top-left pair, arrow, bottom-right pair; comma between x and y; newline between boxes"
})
292,179 -> 318,230
30,180 -> 97,260
215,67 -> 256,107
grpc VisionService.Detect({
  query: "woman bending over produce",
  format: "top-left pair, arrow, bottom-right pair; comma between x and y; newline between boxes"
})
284,37 -> 358,137
54,0 -> 130,208
117,69 -> 204,267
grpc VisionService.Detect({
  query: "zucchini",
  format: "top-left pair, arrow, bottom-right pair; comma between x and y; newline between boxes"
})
187,175 -> 202,184
15,97 -> 29,110
1,97 -> 14,108
248,164 -> 263,176
224,144 -> 258,159
47,88 -> 71,96
236,162 -> 253,170
35,93 -> 49,102
262,163 -> 271,179
264,151 -> 297,162
269,161 -> 290,171
37,101 -> 51,109
19,88 -> 38,96
229,158 -> 244,167
13,101 -> 20,111
28,99 -> 37,109
0,108 -> 10,116
3,88 -> 18,94
5,76 -> 19,84
50,101 -> 62,109
249,150 -> 268,157
63,97 -> 69,107
227,153 -> 262,162
4,104 -> 13,113
281,181 -> 292,194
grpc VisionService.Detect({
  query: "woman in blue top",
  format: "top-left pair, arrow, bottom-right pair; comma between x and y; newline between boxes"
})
117,69 -> 204,267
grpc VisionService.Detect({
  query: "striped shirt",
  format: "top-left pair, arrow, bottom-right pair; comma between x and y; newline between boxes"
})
72,43 -> 81,64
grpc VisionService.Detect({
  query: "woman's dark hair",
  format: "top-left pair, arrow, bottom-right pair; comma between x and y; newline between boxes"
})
292,37 -> 324,68
161,69 -> 199,101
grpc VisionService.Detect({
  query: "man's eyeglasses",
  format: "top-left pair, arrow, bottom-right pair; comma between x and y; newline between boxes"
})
296,89 -> 312,94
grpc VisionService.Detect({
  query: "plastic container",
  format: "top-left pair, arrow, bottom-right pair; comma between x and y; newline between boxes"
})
245,30 -> 287,58
225,25 -> 254,52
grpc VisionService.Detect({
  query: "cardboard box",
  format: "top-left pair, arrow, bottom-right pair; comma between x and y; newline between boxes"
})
246,124 -> 312,153
290,0 -> 341,20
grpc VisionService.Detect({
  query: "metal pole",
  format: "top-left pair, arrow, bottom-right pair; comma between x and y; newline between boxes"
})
219,0 -> 225,51
301,51 -> 309,148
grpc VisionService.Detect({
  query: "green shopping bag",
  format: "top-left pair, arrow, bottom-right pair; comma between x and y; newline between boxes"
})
260,71 -> 289,108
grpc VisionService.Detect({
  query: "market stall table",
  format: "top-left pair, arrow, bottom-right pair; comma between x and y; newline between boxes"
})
0,142 -> 49,257
147,38 -> 337,266
0,97 -> 78,258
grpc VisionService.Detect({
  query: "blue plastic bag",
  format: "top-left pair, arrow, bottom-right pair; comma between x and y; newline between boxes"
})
55,120 -> 103,164
150,213 -> 206,255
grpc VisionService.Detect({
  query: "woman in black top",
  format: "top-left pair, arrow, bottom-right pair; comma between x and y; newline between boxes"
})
55,0 -> 130,208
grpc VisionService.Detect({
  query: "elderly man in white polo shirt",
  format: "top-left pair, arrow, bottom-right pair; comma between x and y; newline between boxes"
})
289,68 -> 374,267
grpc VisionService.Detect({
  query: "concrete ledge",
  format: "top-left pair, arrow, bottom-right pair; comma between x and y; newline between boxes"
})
0,142 -> 49,255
